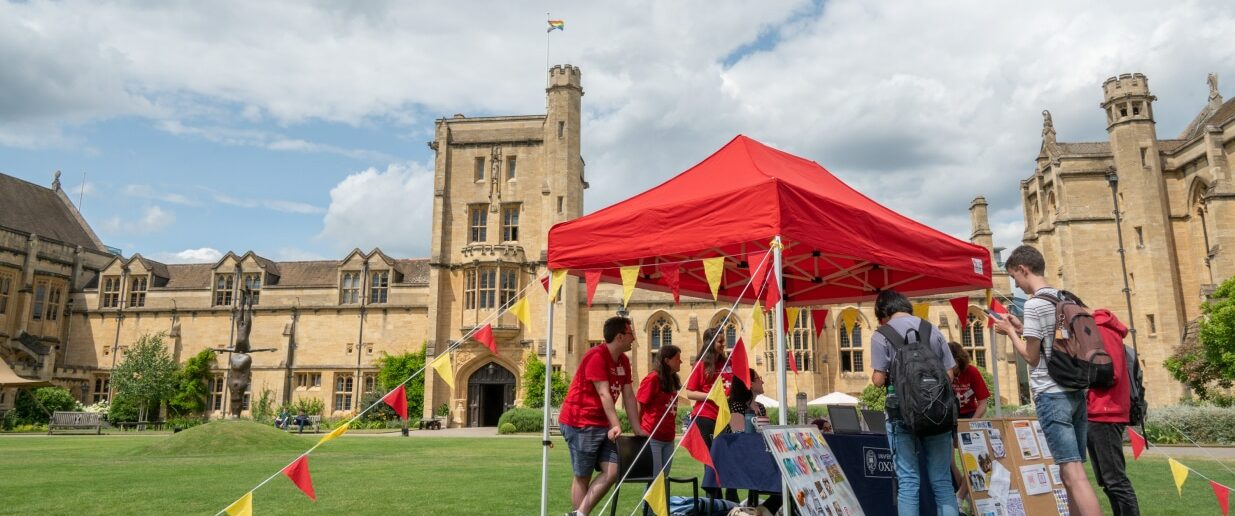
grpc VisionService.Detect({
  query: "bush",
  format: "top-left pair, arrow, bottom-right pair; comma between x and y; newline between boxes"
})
357,390 -> 399,423
498,407 -> 544,433
499,423 -> 517,434
376,347 -> 425,419
166,416 -> 206,430
13,387 -> 81,424
859,384 -> 886,411
285,397 -> 325,418
522,354 -> 569,409
1144,404 -> 1235,445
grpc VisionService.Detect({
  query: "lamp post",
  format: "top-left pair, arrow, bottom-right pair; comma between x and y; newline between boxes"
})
1106,168 -> 1139,357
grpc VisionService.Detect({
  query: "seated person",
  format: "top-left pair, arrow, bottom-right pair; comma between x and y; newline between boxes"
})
727,369 -> 768,433
294,411 -> 310,433
274,409 -> 290,429
811,417 -> 833,434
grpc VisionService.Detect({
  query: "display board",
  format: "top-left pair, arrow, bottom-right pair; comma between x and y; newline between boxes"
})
957,418 -> 1067,516
764,425 -> 866,516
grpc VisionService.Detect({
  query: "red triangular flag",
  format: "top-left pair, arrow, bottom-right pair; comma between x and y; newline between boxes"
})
763,277 -> 780,312
382,384 -> 408,421
988,298 -> 1008,328
787,348 -> 799,374
658,263 -> 680,305
584,270 -> 601,307
540,275 -> 550,292
682,424 -> 719,483
474,324 -> 497,354
1128,427 -> 1146,460
1213,481 -> 1231,516
282,455 -> 317,501
730,339 -> 750,389
811,309 -> 829,337
747,252 -> 770,297
949,296 -> 970,323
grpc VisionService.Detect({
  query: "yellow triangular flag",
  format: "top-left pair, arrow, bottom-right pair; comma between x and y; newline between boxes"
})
642,471 -> 669,516
431,353 -> 455,389
707,379 -> 731,437
750,301 -> 765,350
620,266 -> 639,307
912,303 -> 930,321
1169,458 -> 1190,496
786,307 -> 802,331
317,421 -> 350,446
984,288 -> 994,309
224,491 -> 252,516
549,269 -> 568,301
703,257 -> 724,300
841,308 -> 859,333
510,296 -> 531,327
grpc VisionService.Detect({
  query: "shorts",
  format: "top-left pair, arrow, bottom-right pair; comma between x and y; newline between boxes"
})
561,423 -> 619,477
1034,390 -> 1088,464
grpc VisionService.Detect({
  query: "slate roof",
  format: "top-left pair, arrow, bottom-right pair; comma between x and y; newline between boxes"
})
0,173 -> 105,251
107,258 -> 431,290
1179,96 -> 1235,140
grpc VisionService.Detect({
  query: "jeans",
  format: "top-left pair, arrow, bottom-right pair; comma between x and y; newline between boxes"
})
1087,422 -> 1140,516
649,438 -> 674,478
1034,390 -> 1088,464
887,420 -> 959,516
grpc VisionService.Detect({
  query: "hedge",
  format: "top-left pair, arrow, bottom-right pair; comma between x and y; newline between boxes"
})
1144,404 -> 1235,445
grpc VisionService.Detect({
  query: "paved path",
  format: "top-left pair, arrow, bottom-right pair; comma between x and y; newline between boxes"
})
1130,445 -> 1235,460
346,427 -> 541,438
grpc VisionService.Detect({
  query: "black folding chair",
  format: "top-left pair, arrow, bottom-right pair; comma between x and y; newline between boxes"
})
609,436 -> 700,516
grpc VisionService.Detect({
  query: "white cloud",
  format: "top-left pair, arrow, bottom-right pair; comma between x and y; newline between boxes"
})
122,184 -> 200,206
317,162 -> 434,256
100,205 -> 175,235
156,120 -> 393,161
150,247 -> 224,264
203,188 -> 325,214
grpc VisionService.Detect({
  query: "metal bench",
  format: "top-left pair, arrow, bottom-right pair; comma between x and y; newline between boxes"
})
418,417 -> 444,430
48,411 -> 102,435
286,415 -> 322,433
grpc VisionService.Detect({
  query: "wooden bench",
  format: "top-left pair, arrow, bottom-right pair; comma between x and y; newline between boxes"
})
418,417 -> 445,430
285,415 -> 322,433
48,411 -> 102,435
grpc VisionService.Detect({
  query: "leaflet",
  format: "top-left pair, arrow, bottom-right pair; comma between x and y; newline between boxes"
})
959,430 -> 993,492
1032,421 -> 1053,460
1011,421 -> 1040,460
1019,464 -> 1052,496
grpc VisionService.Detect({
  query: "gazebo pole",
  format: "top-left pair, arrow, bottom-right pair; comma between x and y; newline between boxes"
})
539,289 -> 555,516
990,324 -> 1002,417
772,235 -> 791,506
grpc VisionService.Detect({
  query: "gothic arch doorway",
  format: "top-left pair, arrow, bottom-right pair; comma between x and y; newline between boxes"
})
467,362 -> 516,427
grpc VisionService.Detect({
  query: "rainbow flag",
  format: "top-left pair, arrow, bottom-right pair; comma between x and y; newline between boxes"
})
547,19 -> 564,32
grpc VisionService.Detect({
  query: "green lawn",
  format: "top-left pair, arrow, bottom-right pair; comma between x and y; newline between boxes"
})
0,432 -> 1230,515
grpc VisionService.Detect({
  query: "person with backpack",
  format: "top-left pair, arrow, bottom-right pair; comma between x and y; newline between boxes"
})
992,245 -> 1103,516
1056,291 -> 1142,515
870,289 -> 960,516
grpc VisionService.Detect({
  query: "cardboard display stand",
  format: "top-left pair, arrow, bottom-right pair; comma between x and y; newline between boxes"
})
957,418 -> 1067,516
764,425 -> 866,516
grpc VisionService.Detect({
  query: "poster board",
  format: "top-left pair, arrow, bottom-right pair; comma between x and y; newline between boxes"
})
764,425 -> 866,516
957,418 -> 1066,516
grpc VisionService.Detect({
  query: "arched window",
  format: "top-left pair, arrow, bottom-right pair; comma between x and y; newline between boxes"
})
961,310 -> 987,368
649,316 -> 673,351
763,310 -> 813,372
708,311 -> 740,350
840,320 -> 864,373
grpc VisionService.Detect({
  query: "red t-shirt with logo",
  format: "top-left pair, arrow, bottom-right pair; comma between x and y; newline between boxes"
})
952,364 -> 991,417
686,363 -> 733,420
559,344 -> 632,428
636,371 -> 678,441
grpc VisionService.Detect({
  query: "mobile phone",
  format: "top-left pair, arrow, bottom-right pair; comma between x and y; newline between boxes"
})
985,309 -> 1003,320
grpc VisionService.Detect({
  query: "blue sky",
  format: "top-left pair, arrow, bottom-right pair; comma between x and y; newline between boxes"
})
3,1 -> 1233,263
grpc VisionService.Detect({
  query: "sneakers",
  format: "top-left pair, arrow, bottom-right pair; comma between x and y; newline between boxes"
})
565,511 -> 584,516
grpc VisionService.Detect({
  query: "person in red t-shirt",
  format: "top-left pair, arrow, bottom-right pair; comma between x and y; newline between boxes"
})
637,344 -> 682,478
1063,291 -> 1140,516
683,327 -> 734,500
558,316 -> 647,516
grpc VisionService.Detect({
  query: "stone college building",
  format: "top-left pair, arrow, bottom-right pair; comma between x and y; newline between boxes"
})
9,66 -> 1224,424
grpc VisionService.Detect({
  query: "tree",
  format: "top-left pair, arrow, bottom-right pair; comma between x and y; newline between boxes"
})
168,348 -> 216,417
13,387 -> 81,425
522,354 -> 569,409
375,344 -> 426,419
111,332 -> 179,423
1167,276 -> 1235,399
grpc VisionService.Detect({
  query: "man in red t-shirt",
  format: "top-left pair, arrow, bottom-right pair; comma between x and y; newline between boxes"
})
559,316 -> 647,516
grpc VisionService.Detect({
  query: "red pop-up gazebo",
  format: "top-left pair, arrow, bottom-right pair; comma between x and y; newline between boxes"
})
538,135 -> 993,515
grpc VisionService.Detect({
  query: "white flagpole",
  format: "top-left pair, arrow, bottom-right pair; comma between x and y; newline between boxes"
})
772,236 -> 791,506
539,281 -> 556,516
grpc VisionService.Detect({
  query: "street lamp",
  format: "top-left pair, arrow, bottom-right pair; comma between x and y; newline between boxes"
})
1106,167 -> 1140,357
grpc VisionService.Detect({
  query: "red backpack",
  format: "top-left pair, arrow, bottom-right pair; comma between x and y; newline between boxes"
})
1035,293 -> 1116,389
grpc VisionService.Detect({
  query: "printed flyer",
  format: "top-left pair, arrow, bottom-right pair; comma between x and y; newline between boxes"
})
988,428 -> 1006,459
764,426 -> 865,516
1011,421 -> 1040,460
1032,421 -> 1053,460
1019,464 -> 1052,496
959,431 -> 993,492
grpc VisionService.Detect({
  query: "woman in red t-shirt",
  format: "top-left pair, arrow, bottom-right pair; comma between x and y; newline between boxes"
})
637,344 -> 682,477
683,328 -> 731,445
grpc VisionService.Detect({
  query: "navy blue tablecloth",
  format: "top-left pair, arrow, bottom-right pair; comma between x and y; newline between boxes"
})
701,433 -> 781,492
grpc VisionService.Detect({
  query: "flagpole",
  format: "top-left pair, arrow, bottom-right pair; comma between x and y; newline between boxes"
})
545,12 -> 551,104
539,281 -> 556,516
772,235 -> 791,507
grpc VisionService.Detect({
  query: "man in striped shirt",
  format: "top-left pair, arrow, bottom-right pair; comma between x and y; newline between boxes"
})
993,245 -> 1101,516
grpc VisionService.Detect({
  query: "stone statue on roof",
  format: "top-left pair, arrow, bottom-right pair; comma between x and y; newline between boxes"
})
1042,110 -> 1056,145
1209,73 -> 1221,103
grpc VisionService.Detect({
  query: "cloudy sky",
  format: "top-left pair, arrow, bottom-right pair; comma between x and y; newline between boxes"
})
3,0 -> 1233,264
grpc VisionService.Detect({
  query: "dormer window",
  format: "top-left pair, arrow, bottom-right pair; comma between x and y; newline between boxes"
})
0,271 -> 11,315
242,272 -> 262,305
129,276 -> 148,308
101,276 -> 121,308
341,271 -> 361,304
213,274 -> 235,306
369,271 -> 389,304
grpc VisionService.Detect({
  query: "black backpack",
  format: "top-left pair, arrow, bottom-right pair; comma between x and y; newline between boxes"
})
1034,293 -> 1116,389
878,319 -> 958,437
1126,344 -> 1148,427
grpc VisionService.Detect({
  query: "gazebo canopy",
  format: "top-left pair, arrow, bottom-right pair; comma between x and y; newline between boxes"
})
0,358 -> 52,388
547,135 -> 993,304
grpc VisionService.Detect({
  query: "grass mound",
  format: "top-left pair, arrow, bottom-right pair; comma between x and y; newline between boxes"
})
139,420 -> 309,456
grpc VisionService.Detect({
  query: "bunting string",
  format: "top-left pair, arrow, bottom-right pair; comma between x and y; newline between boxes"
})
1130,426 -> 1235,513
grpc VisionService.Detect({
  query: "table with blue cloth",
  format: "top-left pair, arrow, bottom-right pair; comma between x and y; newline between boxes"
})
702,431 -> 939,516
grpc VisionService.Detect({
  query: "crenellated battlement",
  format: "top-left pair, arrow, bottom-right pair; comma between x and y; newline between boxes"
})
1103,73 -> 1151,100
548,64 -> 582,89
